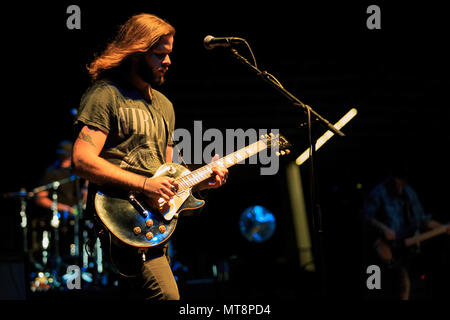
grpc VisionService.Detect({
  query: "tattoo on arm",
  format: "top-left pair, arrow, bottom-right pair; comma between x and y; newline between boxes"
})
79,131 -> 96,148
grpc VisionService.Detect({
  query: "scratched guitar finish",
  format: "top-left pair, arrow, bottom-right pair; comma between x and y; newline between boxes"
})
94,134 -> 290,248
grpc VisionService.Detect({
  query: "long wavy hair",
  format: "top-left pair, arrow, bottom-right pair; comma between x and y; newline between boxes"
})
87,13 -> 175,82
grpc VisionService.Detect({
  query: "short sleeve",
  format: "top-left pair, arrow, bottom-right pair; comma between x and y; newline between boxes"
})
75,82 -> 117,134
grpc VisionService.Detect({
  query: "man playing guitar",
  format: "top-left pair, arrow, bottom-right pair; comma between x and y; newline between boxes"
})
72,14 -> 228,300
363,163 -> 449,300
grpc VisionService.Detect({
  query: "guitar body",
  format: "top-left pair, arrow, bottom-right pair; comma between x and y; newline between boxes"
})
374,238 -> 394,262
94,163 -> 205,248
374,224 -> 449,265
93,134 -> 291,250
373,238 -> 412,265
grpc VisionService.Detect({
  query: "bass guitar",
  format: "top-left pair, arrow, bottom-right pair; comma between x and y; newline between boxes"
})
94,133 -> 290,250
375,223 -> 449,263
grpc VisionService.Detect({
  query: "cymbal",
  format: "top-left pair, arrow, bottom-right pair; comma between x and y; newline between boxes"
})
31,175 -> 79,194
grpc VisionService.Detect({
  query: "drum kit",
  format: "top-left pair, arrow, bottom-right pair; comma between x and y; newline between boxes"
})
2,175 -> 109,293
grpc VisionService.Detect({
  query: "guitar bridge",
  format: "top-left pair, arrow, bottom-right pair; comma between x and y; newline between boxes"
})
128,194 -> 149,218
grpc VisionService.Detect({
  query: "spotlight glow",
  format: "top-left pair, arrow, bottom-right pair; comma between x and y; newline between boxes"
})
296,108 -> 358,166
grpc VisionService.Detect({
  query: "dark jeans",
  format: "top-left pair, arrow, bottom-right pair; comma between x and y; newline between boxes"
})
103,233 -> 180,300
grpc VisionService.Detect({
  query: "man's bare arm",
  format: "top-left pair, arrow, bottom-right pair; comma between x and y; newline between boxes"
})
72,125 -> 146,192
72,125 -> 177,201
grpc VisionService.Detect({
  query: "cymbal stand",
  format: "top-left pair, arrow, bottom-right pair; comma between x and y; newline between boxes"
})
73,177 -> 85,265
50,181 -> 61,275
18,189 -> 28,254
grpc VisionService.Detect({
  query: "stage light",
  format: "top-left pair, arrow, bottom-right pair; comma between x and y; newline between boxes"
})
239,205 -> 276,243
296,108 -> 358,166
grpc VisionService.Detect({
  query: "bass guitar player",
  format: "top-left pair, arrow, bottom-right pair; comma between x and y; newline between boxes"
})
363,163 -> 450,300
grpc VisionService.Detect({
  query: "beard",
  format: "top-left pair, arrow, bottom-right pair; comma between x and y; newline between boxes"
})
137,55 -> 166,87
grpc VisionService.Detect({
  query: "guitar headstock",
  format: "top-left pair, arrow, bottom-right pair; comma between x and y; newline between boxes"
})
260,133 -> 292,157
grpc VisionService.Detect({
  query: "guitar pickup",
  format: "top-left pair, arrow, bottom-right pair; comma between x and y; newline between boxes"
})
128,194 -> 149,218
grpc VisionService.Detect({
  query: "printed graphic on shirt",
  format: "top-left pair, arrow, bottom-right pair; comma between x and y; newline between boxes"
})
76,81 -> 174,177
118,107 -> 166,139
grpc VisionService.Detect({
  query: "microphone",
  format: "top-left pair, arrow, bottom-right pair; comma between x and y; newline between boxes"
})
203,35 -> 245,50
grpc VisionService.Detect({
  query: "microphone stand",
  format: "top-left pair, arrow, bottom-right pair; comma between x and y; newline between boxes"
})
228,47 -> 345,297
228,49 -> 345,137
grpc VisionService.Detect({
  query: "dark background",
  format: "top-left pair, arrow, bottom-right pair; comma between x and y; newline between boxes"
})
0,1 -> 448,301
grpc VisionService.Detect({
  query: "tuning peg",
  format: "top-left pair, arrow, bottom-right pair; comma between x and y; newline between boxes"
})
276,151 -> 281,156
280,150 -> 286,156
269,133 -> 274,137
285,149 -> 290,155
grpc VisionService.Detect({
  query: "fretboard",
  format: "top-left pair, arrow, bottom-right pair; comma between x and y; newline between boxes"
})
404,224 -> 449,247
175,139 -> 268,191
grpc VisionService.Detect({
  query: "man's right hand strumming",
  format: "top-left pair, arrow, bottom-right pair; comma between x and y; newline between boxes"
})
73,126 -> 178,208
141,176 -> 179,205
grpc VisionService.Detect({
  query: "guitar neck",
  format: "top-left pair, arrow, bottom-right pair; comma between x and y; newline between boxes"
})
404,224 -> 449,247
175,139 -> 268,191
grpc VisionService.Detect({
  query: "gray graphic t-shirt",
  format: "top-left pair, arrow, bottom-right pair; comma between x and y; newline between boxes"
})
75,80 -> 175,177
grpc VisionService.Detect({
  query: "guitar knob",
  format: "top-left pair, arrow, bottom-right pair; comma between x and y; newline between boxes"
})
145,232 -> 153,240
168,165 -> 176,175
146,219 -> 154,227
133,227 -> 141,235
159,225 -> 166,233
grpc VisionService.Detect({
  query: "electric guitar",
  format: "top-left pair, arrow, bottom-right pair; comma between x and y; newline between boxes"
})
375,223 -> 449,263
94,133 -> 290,249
